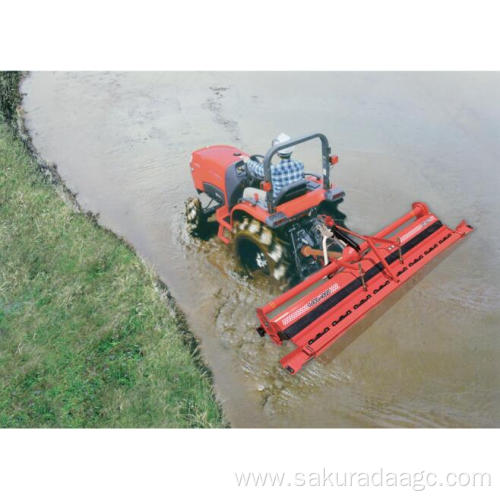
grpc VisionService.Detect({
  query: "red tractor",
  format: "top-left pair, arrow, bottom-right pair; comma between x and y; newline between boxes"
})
186,133 -> 353,281
186,132 -> 474,373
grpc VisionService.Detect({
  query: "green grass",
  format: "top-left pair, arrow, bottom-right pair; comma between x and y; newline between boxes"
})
0,72 -> 22,125
0,121 -> 225,427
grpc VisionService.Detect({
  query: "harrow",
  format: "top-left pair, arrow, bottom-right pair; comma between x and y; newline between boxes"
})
256,202 -> 473,373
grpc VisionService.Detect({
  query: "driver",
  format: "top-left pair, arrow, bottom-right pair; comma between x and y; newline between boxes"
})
241,132 -> 305,201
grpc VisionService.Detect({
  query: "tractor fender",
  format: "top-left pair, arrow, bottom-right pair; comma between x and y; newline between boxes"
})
230,202 -> 269,226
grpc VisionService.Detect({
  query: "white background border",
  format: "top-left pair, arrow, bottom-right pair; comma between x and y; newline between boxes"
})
1,429 -> 498,498
1,0 -> 499,70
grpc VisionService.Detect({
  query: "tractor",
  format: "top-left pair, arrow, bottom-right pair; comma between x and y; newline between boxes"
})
185,132 -> 474,373
185,133 -> 355,282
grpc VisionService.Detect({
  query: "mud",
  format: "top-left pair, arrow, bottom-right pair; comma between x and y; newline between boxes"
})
21,72 -> 500,427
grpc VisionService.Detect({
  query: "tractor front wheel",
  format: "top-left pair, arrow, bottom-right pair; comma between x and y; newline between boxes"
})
185,197 -> 207,236
233,216 -> 291,282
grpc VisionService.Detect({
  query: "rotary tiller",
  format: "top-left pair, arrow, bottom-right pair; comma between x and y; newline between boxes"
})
256,202 -> 473,374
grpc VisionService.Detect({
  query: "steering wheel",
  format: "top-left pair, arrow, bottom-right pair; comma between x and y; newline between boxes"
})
251,154 -> 264,162
235,160 -> 247,176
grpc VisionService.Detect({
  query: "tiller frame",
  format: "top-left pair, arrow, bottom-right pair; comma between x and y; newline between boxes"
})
256,202 -> 473,374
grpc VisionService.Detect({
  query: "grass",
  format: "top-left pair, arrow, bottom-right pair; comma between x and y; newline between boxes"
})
0,120 -> 226,427
0,72 -> 22,125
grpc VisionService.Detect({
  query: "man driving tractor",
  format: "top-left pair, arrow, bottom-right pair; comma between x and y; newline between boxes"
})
187,132 -> 348,281
240,132 -> 305,201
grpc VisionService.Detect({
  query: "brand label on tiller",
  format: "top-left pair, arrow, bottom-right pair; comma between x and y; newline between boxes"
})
281,283 -> 340,326
400,216 -> 436,243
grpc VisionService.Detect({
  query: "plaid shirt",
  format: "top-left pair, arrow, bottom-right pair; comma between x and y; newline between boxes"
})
247,157 -> 305,201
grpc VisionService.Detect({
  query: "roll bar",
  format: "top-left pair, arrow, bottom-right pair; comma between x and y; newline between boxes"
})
262,133 -> 332,213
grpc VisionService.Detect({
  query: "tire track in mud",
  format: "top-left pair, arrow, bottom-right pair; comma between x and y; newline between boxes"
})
203,86 -> 241,142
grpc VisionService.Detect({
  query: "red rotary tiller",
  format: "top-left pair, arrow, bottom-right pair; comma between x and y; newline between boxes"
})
256,203 -> 473,373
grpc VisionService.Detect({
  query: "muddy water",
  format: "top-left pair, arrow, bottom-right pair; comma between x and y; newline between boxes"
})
21,72 -> 500,427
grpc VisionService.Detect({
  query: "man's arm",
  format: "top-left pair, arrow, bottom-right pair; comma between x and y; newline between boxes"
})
241,155 -> 264,179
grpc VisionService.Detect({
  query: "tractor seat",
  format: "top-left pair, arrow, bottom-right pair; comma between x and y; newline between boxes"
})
275,179 -> 308,206
242,187 -> 268,209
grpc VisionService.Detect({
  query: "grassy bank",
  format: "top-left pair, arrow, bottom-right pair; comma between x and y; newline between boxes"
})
0,72 -> 21,125
0,77 -> 225,427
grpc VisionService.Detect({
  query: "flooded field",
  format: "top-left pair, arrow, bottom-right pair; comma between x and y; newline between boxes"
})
21,72 -> 500,427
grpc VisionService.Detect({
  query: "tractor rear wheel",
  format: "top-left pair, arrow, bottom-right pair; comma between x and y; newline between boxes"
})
233,216 -> 291,282
185,197 -> 207,236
